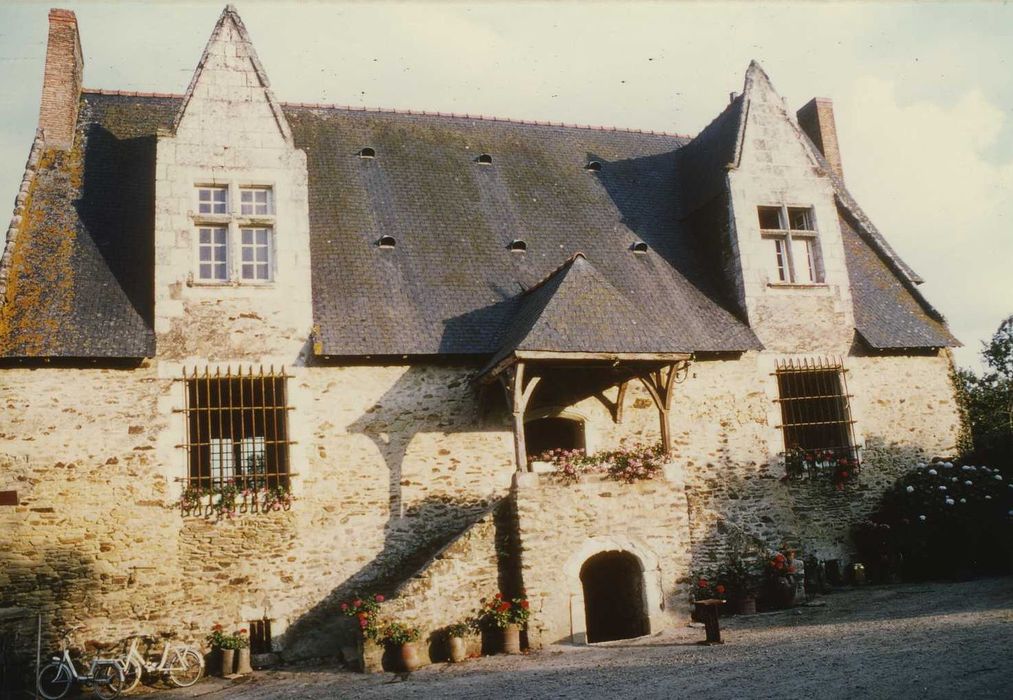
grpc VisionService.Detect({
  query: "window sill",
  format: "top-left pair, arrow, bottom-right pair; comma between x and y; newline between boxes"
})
188,280 -> 277,288
767,282 -> 828,290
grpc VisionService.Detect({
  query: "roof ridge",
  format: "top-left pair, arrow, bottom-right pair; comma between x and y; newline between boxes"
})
80,89 -> 691,138
83,88 -> 182,99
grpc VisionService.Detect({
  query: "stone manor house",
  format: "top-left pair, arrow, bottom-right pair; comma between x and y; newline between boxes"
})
1,6 -> 961,664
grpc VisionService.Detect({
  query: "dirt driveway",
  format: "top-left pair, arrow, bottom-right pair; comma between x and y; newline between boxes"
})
145,577 -> 1013,699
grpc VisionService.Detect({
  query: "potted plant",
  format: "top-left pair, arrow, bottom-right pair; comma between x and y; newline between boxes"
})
722,556 -> 762,615
234,628 -> 252,675
443,621 -> 473,663
763,550 -> 798,609
481,591 -> 531,654
379,621 -> 422,672
206,624 -> 236,676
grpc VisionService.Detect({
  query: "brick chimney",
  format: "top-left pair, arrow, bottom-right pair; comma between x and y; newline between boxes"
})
797,97 -> 843,181
38,8 -> 83,150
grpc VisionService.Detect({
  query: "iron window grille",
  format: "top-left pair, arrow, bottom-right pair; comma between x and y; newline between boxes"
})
179,366 -> 292,492
774,357 -> 860,481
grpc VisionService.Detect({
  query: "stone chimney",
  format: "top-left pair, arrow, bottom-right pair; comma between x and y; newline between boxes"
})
38,9 -> 83,150
797,97 -> 843,181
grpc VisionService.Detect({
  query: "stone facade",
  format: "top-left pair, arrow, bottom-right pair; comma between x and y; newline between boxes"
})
0,5 -> 965,677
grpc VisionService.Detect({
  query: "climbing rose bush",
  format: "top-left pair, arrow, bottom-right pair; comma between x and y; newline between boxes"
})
537,443 -> 666,484
854,460 -> 1013,579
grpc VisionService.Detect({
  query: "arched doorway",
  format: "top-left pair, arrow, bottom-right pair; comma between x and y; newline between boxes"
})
524,416 -> 585,460
579,551 -> 647,643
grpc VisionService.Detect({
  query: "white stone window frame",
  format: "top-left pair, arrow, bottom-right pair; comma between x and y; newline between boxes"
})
192,182 -> 277,286
758,204 -> 824,286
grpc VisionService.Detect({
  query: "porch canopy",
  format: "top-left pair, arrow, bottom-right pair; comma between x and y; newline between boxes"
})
475,254 -> 691,470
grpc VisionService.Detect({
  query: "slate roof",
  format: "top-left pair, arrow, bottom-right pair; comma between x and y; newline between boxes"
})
839,213 -> 958,349
484,253 -> 692,373
0,88 -> 956,359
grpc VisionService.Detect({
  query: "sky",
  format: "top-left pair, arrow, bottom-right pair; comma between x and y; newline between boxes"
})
0,1 -> 1010,371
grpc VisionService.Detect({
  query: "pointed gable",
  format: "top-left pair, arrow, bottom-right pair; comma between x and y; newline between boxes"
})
486,254 -> 688,372
172,4 -> 292,145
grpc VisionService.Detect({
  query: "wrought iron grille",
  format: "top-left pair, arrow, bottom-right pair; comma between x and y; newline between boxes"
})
179,366 -> 292,491
774,357 -> 860,479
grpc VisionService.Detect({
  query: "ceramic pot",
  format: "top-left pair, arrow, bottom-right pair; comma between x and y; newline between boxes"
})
235,647 -> 253,674
219,648 -> 235,677
448,636 -> 466,663
400,642 -> 420,672
734,595 -> 757,615
502,623 -> 521,654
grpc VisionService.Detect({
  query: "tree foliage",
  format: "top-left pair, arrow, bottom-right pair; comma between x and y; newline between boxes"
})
958,315 -> 1013,468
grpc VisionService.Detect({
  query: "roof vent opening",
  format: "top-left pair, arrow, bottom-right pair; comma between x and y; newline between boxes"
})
377,235 -> 396,249
476,153 -> 493,165
359,147 -> 376,159
508,239 -> 527,253
585,160 -> 602,172
631,241 -> 649,254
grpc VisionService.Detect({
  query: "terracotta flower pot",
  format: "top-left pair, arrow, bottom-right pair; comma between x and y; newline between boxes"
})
400,642 -> 420,672
219,648 -> 235,677
502,623 -> 521,654
235,647 -> 253,674
448,636 -> 466,663
734,595 -> 757,615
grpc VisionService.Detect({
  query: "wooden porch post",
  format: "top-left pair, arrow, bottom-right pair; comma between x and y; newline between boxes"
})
499,361 -> 541,472
637,362 -> 686,456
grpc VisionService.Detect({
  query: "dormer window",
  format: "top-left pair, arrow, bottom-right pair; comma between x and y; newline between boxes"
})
476,154 -> 493,165
508,239 -> 527,253
631,241 -> 649,254
377,235 -> 397,249
240,187 -> 273,216
359,147 -> 376,159
585,160 -> 602,172
758,205 -> 821,284
197,186 -> 228,215
194,184 -> 275,283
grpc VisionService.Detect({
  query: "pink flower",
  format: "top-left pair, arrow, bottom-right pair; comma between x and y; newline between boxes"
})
375,594 -> 385,603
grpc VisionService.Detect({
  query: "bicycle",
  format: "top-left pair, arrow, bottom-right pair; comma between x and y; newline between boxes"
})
115,632 -> 204,692
36,626 -> 125,699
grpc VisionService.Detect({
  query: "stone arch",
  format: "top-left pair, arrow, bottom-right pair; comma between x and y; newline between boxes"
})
524,405 -> 596,460
562,536 -> 664,644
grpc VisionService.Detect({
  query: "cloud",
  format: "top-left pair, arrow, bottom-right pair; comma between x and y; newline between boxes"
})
837,77 -> 1013,367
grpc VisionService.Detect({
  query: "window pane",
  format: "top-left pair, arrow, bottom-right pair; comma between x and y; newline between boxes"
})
242,229 -> 253,245
771,238 -> 788,282
199,263 -> 212,278
257,263 -> 269,279
199,228 -> 211,244
788,207 -> 814,231
792,238 -> 817,283
242,264 -> 254,279
242,247 -> 253,262
256,229 -> 268,245
256,247 -> 268,262
758,206 -> 783,230
199,247 -> 211,262
214,263 -> 227,279
214,228 -> 227,244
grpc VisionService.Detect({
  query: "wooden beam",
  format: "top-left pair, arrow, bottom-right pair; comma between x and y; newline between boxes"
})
615,381 -> 629,424
514,350 -> 692,362
511,362 -> 528,472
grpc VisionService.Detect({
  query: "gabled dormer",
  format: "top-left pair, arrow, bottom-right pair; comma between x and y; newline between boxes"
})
721,62 -> 855,353
154,5 -> 312,363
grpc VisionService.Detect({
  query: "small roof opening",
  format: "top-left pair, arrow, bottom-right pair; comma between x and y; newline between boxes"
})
359,147 -> 376,159
377,235 -> 396,248
476,154 -> 493,165
631,241 -> 649,254
508,239 -> 527,252
585,160 -> 602,172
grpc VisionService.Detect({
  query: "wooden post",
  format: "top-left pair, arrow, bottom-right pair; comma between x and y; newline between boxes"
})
511,362 -> 528,472
637,363 -> 683,456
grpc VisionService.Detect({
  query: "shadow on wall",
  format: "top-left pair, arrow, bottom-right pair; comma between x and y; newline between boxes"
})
0,546 -> 101,693
280,365 -> 514,662
686,438 -> 952,573
77,125 -> 157,330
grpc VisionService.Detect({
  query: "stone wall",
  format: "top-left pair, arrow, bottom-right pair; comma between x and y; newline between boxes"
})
514,467 -> 692,647
0,349 -> 962,657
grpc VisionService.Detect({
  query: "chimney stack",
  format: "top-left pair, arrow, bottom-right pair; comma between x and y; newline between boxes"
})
797,97 -> 843,181
38,9 -> 83,150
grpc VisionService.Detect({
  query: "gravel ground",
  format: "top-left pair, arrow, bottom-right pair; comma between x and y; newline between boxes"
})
144,577 -> 1013,700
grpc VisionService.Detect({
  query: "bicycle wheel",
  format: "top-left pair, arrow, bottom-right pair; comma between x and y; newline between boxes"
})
37,661 -> 73,700
90,663 -> 124,700
167,648 -> 204,687
122,657 -> 144,693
